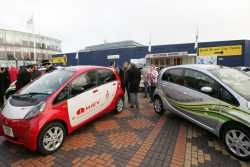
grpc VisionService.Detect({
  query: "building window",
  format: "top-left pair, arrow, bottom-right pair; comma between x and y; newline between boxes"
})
174,57 -> 182,65
29,41 -> 34,47
7,52 -> 14,60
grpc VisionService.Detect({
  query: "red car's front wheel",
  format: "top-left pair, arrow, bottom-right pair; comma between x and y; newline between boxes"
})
37,122 -> 66,155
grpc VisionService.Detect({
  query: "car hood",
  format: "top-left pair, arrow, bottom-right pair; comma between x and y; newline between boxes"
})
2,100 -> 35,119
2,95 -> 47,120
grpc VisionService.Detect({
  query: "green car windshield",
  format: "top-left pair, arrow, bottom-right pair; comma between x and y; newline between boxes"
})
210,68 -> 250,101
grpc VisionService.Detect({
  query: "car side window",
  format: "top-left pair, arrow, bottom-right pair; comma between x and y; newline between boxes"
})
70,70 -> 97,97
184,69 -> 239,106
165,69 -> 184,85
162,71 -> 169,81
53,86 -> 70,104
97,69 -> 116,85
220,87 -> 240,106
184,69 -> 220,98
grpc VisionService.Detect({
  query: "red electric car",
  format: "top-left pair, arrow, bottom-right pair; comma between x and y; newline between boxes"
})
0,66 -> 124,154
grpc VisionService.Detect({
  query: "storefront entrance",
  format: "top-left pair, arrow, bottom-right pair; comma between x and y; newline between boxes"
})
145,52 -> 196,69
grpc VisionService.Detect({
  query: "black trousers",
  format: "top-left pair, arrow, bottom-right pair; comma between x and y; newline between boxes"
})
0,93 -> 4,109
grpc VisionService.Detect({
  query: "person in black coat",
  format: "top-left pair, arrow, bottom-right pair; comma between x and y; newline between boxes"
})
123,61 -> 131,104
127,63 -> 141,110
16,65 -> 33,91
0,67 -> 10,108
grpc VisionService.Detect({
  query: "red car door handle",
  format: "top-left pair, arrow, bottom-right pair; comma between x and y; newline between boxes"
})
93,89 -> 98,93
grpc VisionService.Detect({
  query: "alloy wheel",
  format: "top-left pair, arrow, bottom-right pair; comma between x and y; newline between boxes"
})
225,129 -> 250,158
154,98 -> 162,113
42,126 -> 64,152
116,98 -> 124,113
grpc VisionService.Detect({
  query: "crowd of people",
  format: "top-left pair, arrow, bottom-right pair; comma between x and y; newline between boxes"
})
112,61 -> 159,111
1,60 -> 158,111
0,62 -> 55,109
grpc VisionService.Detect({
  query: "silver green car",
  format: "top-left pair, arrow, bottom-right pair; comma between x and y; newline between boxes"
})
153,64 -> 250,160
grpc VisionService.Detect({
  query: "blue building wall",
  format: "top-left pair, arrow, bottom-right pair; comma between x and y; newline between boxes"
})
244,40 -> 250,66
54,40 -> 248,67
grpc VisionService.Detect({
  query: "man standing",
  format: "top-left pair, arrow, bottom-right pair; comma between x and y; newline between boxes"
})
0,67 -> 10,109
147,65 -> 158,102
123,61 -> 131,104
16,65 -> 33,91
127,63 -> 141,110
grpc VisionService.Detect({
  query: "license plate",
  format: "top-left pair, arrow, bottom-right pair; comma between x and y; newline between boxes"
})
2,125 -> 14,137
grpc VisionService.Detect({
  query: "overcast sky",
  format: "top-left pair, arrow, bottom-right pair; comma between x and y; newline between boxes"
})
0,0 -> 249,53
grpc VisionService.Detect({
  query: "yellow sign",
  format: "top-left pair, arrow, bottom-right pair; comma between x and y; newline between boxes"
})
52,56 -> 66,64
199,45 -> 242,56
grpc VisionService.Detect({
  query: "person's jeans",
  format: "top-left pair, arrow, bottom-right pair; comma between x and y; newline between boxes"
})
149,86 -> 156,102
125,85 -> 130,104
130,92 -> 139,108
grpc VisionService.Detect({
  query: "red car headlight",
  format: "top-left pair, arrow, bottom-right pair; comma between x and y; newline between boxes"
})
24,102 -> 46,120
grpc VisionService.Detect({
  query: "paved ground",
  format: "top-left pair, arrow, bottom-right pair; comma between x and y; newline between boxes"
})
1,94 -> 250,167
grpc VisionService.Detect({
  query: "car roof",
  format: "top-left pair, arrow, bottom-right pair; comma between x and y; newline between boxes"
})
64,65 -> 114,73
165,64 -> 228,72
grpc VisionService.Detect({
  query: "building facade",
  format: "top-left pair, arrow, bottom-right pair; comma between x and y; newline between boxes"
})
0,28 -> 61,66
53,40 -> 250,68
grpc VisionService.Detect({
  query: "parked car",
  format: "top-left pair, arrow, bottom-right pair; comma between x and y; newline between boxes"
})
0,66 -> 124,154
154,64 -> 250,160
235,67 -> 250,77
235,66 -> 250,72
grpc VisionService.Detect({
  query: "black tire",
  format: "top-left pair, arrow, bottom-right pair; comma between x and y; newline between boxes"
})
222,124 -> 250,161
37,122 -> 66,155
153,96 -> 165,115
115,96 -> 124,113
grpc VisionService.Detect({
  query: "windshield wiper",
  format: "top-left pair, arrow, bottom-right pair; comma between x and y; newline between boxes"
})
26,92 -> 51,95
14,92 -> 51,98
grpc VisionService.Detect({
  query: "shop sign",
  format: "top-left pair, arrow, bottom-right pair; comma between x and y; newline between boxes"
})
199,45 -> 242,56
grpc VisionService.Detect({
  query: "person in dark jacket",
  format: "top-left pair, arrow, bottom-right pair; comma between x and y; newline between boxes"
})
0,67 -> 10,108
123,61 -> 131,104
16,65 -> 33,91
127,63 -> 141,110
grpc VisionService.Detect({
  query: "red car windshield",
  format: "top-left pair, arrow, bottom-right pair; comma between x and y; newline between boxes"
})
20,70 -> 74,95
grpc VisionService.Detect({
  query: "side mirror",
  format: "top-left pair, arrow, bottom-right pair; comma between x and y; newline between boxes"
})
201,86 -> 213,93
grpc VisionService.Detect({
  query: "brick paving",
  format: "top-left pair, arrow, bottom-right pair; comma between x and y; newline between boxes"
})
0,94 -> 250,166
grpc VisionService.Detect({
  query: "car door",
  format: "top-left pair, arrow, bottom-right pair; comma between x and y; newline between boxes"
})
67,70 -> 100,127
96,69 -> 118,112
180,69 -> 224,129
160,68 -> 190,103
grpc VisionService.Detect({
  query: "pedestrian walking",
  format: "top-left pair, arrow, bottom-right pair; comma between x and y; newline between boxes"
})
16,65 -> 33,91
0,67 -> 10,109
127,63 -> 141,110
147,65 -> 158,102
